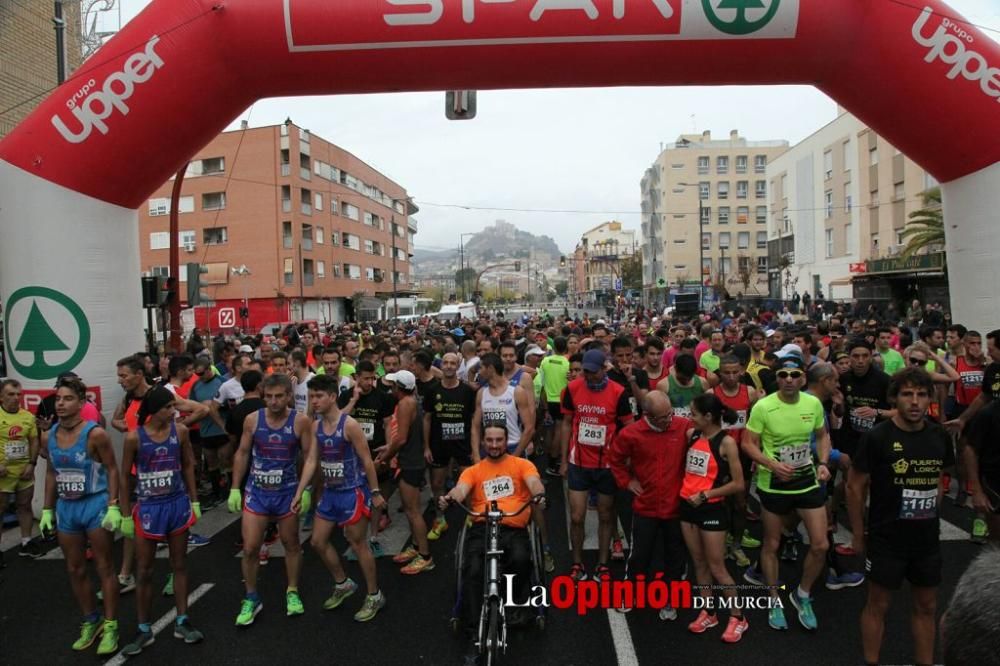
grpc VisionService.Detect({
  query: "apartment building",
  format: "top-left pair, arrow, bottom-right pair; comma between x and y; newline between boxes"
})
138,121 -> 417,330
767,110 -> 944,308
580,221 -> 637,304
641,131 -> 788,300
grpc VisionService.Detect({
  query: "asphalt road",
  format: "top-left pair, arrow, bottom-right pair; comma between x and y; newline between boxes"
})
0,469 -> 984,666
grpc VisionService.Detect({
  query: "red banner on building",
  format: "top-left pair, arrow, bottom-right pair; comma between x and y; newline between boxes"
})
22,386 -> 103,414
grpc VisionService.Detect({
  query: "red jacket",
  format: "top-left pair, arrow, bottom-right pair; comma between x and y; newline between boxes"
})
608,416 -> 690,520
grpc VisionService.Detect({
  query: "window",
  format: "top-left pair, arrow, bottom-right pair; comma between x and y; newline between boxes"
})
719,257 -> 731,275
300,128 -> 310,143
343,233 -> 360,251
702,258 -> 712,276
719,232 -> 731,249
738,255 -> 751,273
317,260 -> 325,278
825,228 -> 834,258
332,263 -> 342,277
345,264 -> 361,280
718,206 -> 730,225
280,123 -> 289,137
754,155 -> 767,173
300,153 -> 311,181
782,208 -> 790,234
366,267 -> 376,281
300,188 -> 312,215
283,257 -> 294,285
330,229 -> 339,246
202,157 -> 224,175
314,193 -> 323,211
671,163 -> 684,170
702,232 -> 711,250
738,232 -> 750,249
736,181 -> 748,199
697,156 -> 709,175
871,189 -> 879,206
736,206 -> 749,224
315,226 -> 324,245
148,196 -> 194,216
314,160 -> 340,182
151,265 -> 169,278
843,141 -> 851,170
756,206 -> 767,224
755,180 -> 766,199
824,150 -> 833,180
869,147 -> 879,166
301,223 -> 312,250
780,173 -> 787,193
203,227 -> 228,245
756,231 -> 767,249
717,182 -> 729,199
845,183 -> 852,212
716,156 -> 729,174
846,222 -> 855,255
700,206 -> 711,225
149,232 -> 169,250
894,182 -> 905,200
179,230 -> 195,251
202,192 -> 225,211
302,259 -> 314,286
343,203 -> 360,221
699,182 -> 710,200
283,221 -> 293,249
330,199 -> 338,215
757,256 -> 768,274
825,190 -> 834,219
281,185 -> 291,213
364,239 -> 375,254
736,155 -> 748,174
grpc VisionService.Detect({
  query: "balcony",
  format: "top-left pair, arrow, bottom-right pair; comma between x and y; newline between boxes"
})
407,216 -> 418,232
280,164 -> 291,177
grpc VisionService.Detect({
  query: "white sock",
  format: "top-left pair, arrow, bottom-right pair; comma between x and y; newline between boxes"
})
797,586 -> 809,599
21,537 -> 30,546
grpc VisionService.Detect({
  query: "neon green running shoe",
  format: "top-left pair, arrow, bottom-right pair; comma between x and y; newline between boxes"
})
162,573 -> 174,596
286,590 -> 305,616
71,619 -> 102,651
741,532 -> 762,549
96,619 -> 119,656
235,597 -> 262,627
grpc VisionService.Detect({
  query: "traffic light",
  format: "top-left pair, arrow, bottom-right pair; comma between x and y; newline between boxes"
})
560,256 -> 566,267
140,276 -> 159,308
186,262 -> 211,306
514,261 -> 521,271
160,276 -> 177,306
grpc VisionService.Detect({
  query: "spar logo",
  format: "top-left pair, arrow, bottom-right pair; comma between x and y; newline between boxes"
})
701,0 -> 782,35
50,35 -> 164,144
911,7 -> 1000,103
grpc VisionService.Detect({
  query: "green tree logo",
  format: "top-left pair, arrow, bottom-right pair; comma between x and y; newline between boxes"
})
4,286 -> 91,380
702,0 -> 781,35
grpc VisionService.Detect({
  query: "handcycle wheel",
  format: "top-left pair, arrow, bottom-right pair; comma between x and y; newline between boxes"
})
485,598 -> 501,666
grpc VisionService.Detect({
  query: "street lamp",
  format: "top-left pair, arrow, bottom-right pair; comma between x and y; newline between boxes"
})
459,232 -> 476,302
678,182 -> 705,309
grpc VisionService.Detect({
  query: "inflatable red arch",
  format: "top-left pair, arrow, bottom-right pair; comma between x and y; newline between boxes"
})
0,0 -> 998,399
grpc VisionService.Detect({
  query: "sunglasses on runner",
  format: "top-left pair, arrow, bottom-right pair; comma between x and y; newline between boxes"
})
910,358 -> 928,366
776,370 -> 804,380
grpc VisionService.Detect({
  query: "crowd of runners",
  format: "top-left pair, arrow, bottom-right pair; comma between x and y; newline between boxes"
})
2,301 -> 999,664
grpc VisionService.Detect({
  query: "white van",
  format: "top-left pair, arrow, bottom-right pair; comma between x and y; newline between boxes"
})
435,302 -> 478,322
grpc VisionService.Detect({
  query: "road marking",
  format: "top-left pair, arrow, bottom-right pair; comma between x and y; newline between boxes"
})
562,479 -> 629,551
104,582 -> 215,666
606,608 -> 640,666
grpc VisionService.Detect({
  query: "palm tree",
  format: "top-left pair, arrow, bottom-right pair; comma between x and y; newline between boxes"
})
899,187 -> 944,259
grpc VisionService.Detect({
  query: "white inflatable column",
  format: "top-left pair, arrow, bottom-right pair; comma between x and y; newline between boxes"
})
943,161 -> 1000,335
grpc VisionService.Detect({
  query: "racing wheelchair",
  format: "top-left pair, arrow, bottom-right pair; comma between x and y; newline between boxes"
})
447,496 -> 548,666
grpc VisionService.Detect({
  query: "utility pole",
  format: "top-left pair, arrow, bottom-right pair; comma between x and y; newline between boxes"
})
53,1 -> 66,84
391,215 -> 398,319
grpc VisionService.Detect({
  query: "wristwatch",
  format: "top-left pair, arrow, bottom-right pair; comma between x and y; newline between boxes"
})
371,489 -> 382,496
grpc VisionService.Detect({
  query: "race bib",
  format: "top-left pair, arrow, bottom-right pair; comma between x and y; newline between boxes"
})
253,467 -> 284,491
686,449 -> 710,477
321,460 -> 345,486
138,470 -> 175,496
360,421 -> 375,441
628,397 -> 638,417
899,488 -> 937,520
724,411 -> 747,430
674,406 -> 692,419
578,423 -> 607,447
849,409 -> 876,432
4,440 -> 28,461
778,443 -> 812,469
483,475 -> 515,501
56,469 -> 86,499
441,422 -> 465,441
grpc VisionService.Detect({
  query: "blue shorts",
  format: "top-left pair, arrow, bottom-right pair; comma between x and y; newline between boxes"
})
317,486 -> 371,527
244,486 -> 295,519
135,493 -> 195,541
567,464 -> 617,495
56,492 -> 108,536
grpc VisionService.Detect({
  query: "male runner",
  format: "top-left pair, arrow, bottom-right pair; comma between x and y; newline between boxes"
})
0,379 -> 41,558
471,353 -> 536,461
228,374 -> 315,624
500,340 -> 535,394
540,337 -> 570,477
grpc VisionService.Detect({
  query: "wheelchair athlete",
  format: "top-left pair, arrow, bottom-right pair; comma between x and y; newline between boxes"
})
439,424 -> 546,653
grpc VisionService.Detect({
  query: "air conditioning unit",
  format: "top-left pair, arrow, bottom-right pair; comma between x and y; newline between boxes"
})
184,243 -> 196,253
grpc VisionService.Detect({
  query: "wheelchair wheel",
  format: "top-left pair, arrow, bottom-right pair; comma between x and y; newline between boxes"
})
528,523 -> 546,587
484,598 -> 501,666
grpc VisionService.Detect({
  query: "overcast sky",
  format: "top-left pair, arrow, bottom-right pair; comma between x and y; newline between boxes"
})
113,0 -> 1000,256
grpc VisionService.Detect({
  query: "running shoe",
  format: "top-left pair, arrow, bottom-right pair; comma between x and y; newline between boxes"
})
569,563 -> 588,582
18,540 -> 42,559
96,619 -> 119,656
545,464 -> 561,478
721,616 -> 749,643
427,517 -> 449,541
264,524 -> 279,545
235,597 -> 263,626
727,544 -> 751,568
780,537 -> 800,562
392,546 -> 418,564
593,564 -> 611,580
187,533 -> 210,548
71,619 -> 102,651
401,555 -> 435,574
743,565 -> 766,587
658,606 -> 678,621
955,489 -> 970,508
377,513 -> 391,533
286,590 -> 305,616
789,590 -> 818,630
353,591 -> 386,622
301,512 -> 314,532
740,531 -> 762,549
825,571 -> 865,590
587,492 -> 598,511
972,518 -> 989,544
745,509 -> 761,522
687,610 -> 718,634
345,546 -> 359,562
162,573 -> 174,596
174,619 -> 204,643
610,538 -> 625,561
768,606 -> 788,631
259,544 -> 270,566
323,578 -> 358,610
369,539 -> 386,559
100,573 -> 136,599
122,629 -> 155,656
543,548 -> 555,574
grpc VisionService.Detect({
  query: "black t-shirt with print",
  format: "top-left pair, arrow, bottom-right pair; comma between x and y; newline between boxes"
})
608,368 -> 650,418
854,419 -> 954,546
339,389 -> 395,447
422,381 -> 477,447
981,362 -> 1000,401
965,399 -> 1000,477
839,368 -> 891,451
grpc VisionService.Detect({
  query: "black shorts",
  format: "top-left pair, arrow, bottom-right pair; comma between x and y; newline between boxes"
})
397,467 -> 427,489
189,429 -> 202,445
430,438 -> 473,469
546,402 -> 564,422
200,434 -> 229,450
758,486 -> 826,515
865,536 -> 942,589
680,500 -> 729,531
566,464 -> 616,495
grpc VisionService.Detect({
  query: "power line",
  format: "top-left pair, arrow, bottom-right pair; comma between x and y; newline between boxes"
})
883,0 -> 1000,35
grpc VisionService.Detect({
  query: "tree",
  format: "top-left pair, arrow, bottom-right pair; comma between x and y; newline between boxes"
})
15,301 -> 69,372
454,267 -> 478,300
554,281 -> 568,298
620,255 -> 643,291
899,186 -> 944,259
